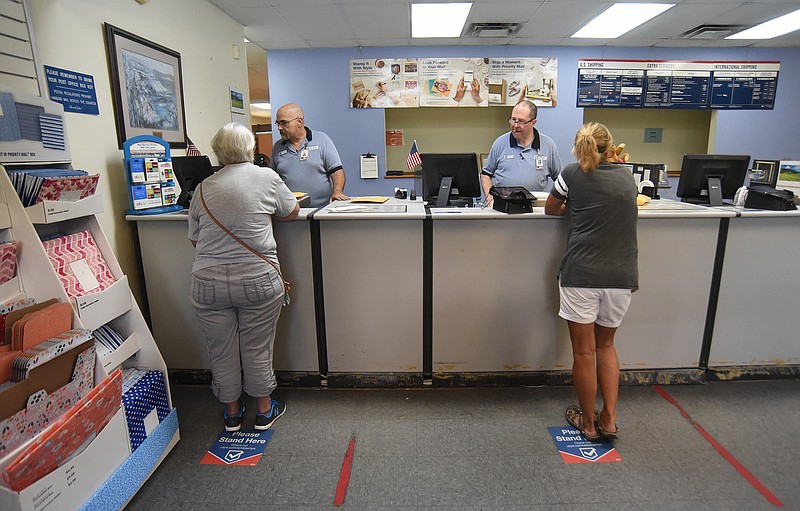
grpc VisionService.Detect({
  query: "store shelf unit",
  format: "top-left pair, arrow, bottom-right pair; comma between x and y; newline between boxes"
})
0,163 -> 180,511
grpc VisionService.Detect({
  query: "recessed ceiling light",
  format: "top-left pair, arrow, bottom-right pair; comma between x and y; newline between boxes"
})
251,102 -> 271,110
244,37 -> 250,43
572,3 -> 675,39
726,7 -> 800,39
412,3 -> 472,38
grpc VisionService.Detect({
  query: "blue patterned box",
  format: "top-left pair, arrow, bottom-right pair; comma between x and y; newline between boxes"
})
121,370 -> 170,451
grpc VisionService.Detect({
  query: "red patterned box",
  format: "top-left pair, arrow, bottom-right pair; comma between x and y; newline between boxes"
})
42,230 -> 115,298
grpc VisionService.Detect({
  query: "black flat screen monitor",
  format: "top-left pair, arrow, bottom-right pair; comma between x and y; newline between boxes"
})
421,153 -> 481,207
172,155 -> 216,208
676,154 -> 750,206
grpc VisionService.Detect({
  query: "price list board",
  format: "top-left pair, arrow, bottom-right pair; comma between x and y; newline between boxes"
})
577,60 -> 779,110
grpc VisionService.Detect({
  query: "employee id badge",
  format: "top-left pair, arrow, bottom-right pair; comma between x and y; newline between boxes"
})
300,148 -> 309,161
536,155 -> 545,170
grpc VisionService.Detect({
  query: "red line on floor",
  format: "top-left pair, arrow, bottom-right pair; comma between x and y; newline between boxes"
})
654,385 -> 783,508
333,436 -> 356,507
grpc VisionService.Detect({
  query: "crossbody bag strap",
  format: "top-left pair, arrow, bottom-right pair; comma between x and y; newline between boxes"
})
197,184 -> 285,282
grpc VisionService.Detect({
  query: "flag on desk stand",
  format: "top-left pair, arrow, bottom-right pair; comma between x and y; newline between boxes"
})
186,138 -> 201,156
407,140 -> 422,170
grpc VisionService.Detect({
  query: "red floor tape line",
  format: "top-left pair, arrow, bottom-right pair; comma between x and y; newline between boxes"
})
334,436 -> 356,507
654,385 -> 784,508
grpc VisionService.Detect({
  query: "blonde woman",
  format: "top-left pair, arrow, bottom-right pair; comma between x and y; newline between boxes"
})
545,122 -> 638,441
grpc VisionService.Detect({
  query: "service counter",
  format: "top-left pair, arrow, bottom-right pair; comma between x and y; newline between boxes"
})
127,198 -> 798,386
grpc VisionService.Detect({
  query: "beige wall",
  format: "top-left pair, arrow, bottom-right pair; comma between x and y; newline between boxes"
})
583,108 -> 712,174
385,107 -> 510,171
26,0 -> 249,305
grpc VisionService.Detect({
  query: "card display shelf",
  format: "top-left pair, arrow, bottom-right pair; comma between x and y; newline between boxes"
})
0,203 -> 11,229
0,162 -> 179,510
98,330 -> 143,373
25,192 -> 103,224
0,409 -> 130,511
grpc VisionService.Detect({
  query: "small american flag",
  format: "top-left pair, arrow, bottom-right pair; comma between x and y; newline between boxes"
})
186,138 -> 201,156
407,140 -> 422,170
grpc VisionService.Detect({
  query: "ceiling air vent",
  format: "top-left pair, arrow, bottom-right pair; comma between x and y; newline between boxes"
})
463,22 -> 523,38
680,24 -> 745,40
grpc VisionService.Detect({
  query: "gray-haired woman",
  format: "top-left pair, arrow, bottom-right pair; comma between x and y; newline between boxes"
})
188,122 -> 299,431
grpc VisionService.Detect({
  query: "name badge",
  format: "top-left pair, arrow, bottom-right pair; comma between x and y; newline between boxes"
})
279,149 -> 288,156
300,148 -> 309,161
505,154 -> 514,159
536,155 -> 545,170
308,145 -> 319,151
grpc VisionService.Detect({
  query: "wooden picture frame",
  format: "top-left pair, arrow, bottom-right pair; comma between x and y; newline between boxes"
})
104,24 -> 187,148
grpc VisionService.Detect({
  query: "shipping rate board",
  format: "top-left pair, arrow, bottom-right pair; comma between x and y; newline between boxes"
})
577,60 -> 779,110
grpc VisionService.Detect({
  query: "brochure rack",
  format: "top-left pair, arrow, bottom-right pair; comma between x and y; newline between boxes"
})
0,89 -> 180,509
122,135 -> 181,215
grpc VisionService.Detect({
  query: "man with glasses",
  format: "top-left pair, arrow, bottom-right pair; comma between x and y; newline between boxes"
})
271,103 -> 349,207
481,100 -> 562,206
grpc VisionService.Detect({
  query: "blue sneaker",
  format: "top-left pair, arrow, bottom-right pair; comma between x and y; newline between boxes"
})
224,401 -> 244,432
255,399 -> 286,430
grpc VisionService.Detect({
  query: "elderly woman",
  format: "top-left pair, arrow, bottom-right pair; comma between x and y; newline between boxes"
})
188,122 -> 299,431
545,122 -> 638,441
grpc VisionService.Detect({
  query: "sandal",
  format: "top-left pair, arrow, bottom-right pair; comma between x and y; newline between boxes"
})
598,419 -> 620,440
565,405 -> 601,442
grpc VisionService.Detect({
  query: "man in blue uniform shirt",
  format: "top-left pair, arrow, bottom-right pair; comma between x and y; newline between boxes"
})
481,99 -> 562,206
271,103 -> 349,207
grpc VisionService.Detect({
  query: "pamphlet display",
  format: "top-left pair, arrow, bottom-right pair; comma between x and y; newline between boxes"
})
122,135 -> 181,215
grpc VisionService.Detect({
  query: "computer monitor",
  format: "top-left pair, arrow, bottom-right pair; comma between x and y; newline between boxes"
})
420,153 -> 482,207
676,154 -> 750,206
749,159 -> 780,187
172,155 -> 216,208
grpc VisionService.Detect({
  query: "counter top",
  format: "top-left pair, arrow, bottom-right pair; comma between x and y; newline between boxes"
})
127,199 -> 800,222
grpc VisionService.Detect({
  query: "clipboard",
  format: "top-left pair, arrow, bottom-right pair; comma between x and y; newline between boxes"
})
360,153 -> 378,179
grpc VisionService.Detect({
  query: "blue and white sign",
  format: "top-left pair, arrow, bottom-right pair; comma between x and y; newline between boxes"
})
44,65 -> 99,115
201,429 -> 274,466
548,426 -> 622,464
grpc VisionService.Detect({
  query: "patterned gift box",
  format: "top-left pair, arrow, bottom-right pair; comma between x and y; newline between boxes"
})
34,174 -> 99,204
121,370 -> 170,451
0,241 -> 19,286
41,230 -> 115,298
0,344 -> 95,458
2,368 -> 120,491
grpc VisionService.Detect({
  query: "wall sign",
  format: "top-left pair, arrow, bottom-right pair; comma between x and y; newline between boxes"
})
44,66 -> 99,115
577,60 -> 779,110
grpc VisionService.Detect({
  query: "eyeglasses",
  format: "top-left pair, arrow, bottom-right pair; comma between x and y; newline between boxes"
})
275,117 -> 301,128
509,117 -> 534,126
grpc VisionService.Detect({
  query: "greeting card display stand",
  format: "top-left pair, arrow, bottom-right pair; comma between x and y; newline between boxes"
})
122,135 -> 181,215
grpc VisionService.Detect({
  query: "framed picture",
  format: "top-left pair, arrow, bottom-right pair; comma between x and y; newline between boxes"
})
104,23 -> 187,148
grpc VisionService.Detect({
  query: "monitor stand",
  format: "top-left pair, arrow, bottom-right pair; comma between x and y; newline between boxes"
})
707,177 -> 723,206
436,177 -> 454,207
177,177 -> 195,209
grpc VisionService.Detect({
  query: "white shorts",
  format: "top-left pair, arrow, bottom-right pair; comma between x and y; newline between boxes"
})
558,286 -> 633,328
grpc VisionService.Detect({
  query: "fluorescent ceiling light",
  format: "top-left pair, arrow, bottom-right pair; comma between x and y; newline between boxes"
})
572,3 -> 674,39
244,37 -> 250,43
251,102 -> 271,110
726,7 -> 800,39
412,3 -> 472,38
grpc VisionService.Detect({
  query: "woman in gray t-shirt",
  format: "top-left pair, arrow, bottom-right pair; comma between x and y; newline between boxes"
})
189,123 -> 299,433
545,122 -> 638,442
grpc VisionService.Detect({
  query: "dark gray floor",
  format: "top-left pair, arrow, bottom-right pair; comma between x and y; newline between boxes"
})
126,379 -> 800,510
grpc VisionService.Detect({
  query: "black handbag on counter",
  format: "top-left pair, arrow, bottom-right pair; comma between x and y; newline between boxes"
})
489,186 -> 535,214
744,185 -> 797,211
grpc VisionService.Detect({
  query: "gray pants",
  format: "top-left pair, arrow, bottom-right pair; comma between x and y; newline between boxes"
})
190,261 -> 284,404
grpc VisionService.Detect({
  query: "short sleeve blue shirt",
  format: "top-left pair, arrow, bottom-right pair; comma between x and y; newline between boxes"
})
482,128 -> 562,192
271,127 -> 343,207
